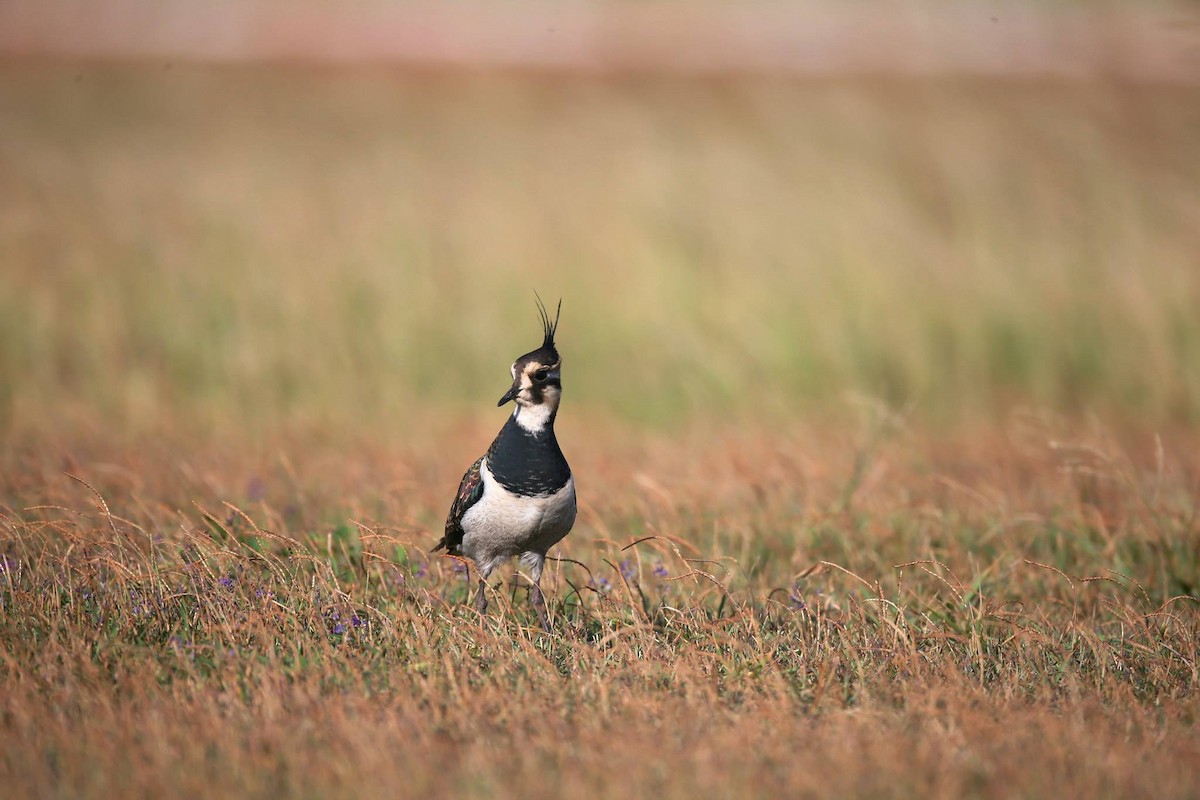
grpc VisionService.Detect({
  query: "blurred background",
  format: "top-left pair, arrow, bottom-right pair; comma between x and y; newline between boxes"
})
2,1 -> 1199,438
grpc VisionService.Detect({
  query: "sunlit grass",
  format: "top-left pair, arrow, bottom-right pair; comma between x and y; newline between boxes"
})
1,65 -> 1199,798
1,69 -> 1199,433
2,418 -> 1198,798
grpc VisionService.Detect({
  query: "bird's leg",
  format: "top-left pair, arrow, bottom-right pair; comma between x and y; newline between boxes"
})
475,578 -> 488,615
530,582 -> 552,633
520,553 -> 554,633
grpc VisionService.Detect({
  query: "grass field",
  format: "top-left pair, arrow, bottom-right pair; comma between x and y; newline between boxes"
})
2,65 -> 1199,798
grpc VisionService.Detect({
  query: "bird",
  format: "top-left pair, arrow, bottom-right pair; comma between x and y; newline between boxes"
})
432,297 -> 576,631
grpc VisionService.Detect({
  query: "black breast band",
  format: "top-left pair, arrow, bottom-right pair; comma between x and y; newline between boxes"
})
486,414 -> 571,496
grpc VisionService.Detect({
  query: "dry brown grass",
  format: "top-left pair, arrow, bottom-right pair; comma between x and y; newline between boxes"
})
2,413 -> 1198,799
2,59 -> 1199,798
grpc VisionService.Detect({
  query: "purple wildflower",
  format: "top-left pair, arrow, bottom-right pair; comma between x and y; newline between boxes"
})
414,562 -> 427,579
652,562 -> 669,579
452,561 -> 468,575
620,560 -> 636,580
788,583 -> 807,611
594,576 -> 612,594
218,576 -> 235,589
327,609 -> 350,635
351,614 -> 364,629
246,476 -> 266,501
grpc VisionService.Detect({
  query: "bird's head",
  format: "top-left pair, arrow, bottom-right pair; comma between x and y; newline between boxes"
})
498,297 -> 563,430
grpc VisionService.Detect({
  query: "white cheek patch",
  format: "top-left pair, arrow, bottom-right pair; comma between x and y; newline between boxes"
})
513,373 -> 536,406
514,402 -> 555,432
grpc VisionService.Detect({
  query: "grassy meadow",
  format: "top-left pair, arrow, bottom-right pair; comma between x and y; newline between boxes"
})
2,65 -> 1199,798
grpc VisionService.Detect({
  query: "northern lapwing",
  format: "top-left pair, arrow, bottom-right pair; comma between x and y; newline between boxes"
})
432,298 -> 576,631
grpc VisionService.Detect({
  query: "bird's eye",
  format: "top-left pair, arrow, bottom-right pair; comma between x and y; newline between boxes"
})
534,369 -> 549,382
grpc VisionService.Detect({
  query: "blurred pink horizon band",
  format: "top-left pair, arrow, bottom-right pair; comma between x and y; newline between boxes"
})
2,1 -> 1198,83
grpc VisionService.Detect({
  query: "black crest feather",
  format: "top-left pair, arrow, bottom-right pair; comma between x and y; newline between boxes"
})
534,293 -> 562,352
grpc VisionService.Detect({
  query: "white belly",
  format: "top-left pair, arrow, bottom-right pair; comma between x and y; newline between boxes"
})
460,458 -> 576,573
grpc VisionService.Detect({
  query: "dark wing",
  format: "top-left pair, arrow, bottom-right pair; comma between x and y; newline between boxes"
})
431,456 -> 485,555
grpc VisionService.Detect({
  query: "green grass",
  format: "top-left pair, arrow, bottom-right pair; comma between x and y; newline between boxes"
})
2,68 -> 1199,433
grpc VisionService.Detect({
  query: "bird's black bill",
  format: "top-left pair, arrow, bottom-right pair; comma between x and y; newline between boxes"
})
497,385 -> 519,406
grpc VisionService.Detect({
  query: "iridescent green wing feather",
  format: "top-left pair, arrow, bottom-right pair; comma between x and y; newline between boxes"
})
432,456 -> 485,555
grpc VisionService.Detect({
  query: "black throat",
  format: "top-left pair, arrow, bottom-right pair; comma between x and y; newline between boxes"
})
485,412 -> 571,497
